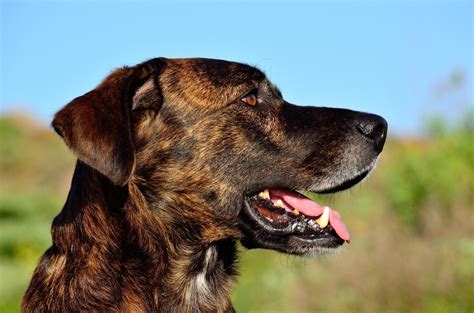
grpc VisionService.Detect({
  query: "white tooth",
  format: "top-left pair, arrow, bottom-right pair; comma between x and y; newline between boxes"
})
274,200 -> 285,208
259,189 -> 270,200
316,206 -> 330,228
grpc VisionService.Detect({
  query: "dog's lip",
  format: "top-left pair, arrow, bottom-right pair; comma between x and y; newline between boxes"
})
311,158 -> 379,194
315,169 -> 370,194
242,189 -> 350,243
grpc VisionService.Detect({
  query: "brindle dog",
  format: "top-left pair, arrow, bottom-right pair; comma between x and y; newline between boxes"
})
22,58 -> 387,312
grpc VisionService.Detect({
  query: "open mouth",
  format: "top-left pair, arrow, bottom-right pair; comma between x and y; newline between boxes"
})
242,188 -> 350,253
239,162 -> 378,255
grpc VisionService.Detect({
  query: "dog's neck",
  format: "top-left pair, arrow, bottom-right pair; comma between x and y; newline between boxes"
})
32,162 -> 237,312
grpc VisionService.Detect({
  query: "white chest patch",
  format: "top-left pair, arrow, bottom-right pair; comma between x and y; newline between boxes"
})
194,247 -> 215,294
185,247 -> 218,305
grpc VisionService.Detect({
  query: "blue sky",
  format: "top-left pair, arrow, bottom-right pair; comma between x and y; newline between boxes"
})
1,0 -> 472,135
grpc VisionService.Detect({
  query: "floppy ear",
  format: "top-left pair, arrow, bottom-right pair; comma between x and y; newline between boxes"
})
52,58 -> 165,186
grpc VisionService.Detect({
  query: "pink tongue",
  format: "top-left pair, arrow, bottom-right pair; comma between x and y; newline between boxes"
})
269,189 -> 351,242
269,189 -> 324,217
329,210 -> 351,242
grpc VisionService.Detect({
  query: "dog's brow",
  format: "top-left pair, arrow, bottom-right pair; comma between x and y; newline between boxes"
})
263,81 -> 283,99
273,86 -> 283,98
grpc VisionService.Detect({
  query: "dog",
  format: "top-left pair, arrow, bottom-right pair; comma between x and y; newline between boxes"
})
22,57 -> 387,312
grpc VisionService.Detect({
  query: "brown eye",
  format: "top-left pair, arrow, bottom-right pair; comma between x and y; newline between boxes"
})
241,92 -> 258,106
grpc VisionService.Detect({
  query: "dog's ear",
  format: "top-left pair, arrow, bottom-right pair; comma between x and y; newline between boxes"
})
52,58 -> 165,186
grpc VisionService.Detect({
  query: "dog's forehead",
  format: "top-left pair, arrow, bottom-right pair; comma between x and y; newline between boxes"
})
183,58 -> 264,86
159,58 -> 267,109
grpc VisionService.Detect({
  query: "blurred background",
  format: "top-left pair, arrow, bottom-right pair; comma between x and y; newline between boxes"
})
1,1 -> 473,312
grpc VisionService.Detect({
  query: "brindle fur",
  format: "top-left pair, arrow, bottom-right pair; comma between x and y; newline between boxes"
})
22,58 -> 386,312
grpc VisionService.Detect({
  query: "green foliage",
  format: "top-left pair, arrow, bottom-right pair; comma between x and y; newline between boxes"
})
0,188 -> 62,312
381,115 -> 474,230
0,118 -> 27,172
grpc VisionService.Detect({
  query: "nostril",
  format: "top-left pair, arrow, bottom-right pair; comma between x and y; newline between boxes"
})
357,121 -> 385,140
357,122 -> 376,139
356,115 -> 388,153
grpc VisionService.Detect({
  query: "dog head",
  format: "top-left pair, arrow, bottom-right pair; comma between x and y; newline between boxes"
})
52,57 -> 387,256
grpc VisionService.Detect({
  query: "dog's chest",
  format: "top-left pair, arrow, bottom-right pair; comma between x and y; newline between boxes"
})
172,246 -> 234,312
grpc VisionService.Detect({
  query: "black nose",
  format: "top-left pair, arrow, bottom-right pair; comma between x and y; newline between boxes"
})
356,114 -> 388,153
